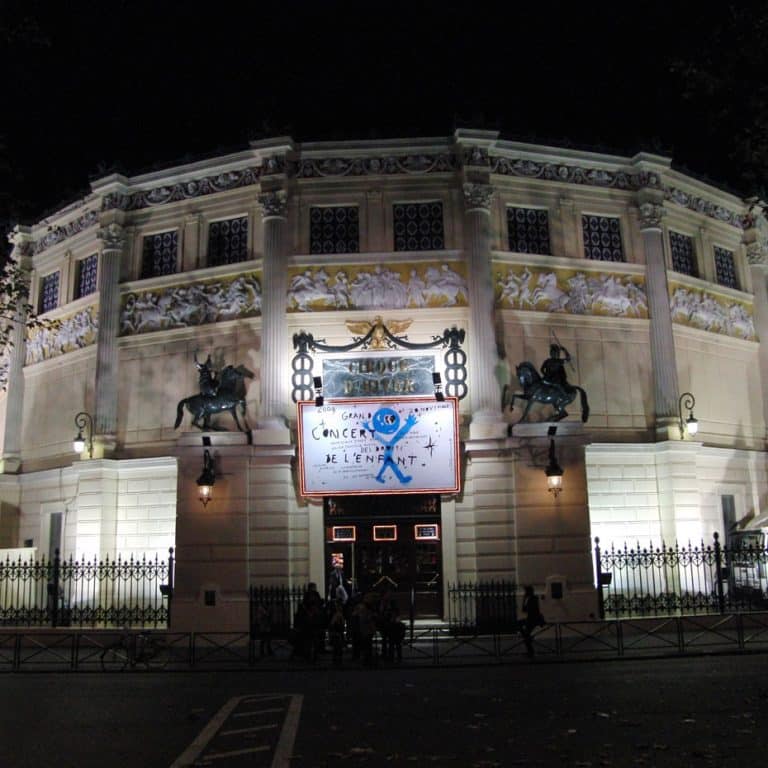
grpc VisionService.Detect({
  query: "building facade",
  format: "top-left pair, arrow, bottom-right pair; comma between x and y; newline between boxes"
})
2,130 -> 767,630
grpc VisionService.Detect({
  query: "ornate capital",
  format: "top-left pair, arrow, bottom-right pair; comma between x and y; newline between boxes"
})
743,207 -> 768,266
257,189 -> 288,219
638,202 -> 665,230
97,222 -> 126,251
463,183 -> 494,212
746,241 -> 768,267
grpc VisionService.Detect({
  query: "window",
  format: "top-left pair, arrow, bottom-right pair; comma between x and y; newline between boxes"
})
75,253 -> 98,299
581,215 -> 624,262
507,206 -> 551,255
39,271 -> 60,313
669,232 -> 697,277
714,246 -> 739,289
310,206 -> 359,254
393,202 -> 444,251
141,231 -> 178,278
208,216 -> 249,266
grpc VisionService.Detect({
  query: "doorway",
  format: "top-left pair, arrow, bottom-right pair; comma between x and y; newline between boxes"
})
324,495 -> 442,619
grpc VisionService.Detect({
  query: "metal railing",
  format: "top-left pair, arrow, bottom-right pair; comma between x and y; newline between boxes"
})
0,549 -> 174,628
248,580 -> 519,636
595,532 -> 768,618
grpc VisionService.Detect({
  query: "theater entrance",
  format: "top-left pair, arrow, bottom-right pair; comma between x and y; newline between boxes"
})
324,494 -> 442,619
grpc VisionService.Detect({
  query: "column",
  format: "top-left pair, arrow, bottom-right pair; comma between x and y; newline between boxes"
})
256,189 -> 290,436
463,183 -> 505,439
743,212 -> 768,431
93,221 -> 126,456
638,201 -> 681,439
0,228 -> 33,474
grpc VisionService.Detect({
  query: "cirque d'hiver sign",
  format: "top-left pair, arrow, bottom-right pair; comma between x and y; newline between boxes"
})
297,397 -> 460,496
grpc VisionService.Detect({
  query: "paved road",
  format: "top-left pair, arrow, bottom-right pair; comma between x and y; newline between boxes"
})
1,654 -> 766,767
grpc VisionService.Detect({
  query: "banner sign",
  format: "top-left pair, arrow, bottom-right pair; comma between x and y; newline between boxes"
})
297,396 -> 460,497
321,355 -> 436,398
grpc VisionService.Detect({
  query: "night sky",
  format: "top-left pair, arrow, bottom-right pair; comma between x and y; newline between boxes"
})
2,1 -> 763,238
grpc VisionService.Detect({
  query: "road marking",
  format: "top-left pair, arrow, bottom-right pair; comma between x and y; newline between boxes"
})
272,694 -> 303,768
169,693 -> 302,768
204,744 -> 272,760
220,723 -> 278,736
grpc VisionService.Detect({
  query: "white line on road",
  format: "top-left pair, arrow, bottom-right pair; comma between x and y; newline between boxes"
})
232,707 -> 284,717
204,745 -> 271,760
220,723 -> 278,736
271,694 -> 303,768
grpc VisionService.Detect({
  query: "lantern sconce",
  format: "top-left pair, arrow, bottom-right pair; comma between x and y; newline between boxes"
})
432,372 -> 445,402
544,436 -> 564,497
197,449 -> 216,507
678,391 -> 699,438
73,411 -> 94,459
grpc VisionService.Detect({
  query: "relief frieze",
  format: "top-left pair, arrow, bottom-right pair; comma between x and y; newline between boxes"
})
669,283 -> 756,341
495,263 -> 648,318
25,305 -> 98,365
34,210 -> 99,255
287,262 -> 468,312
120,273 -> 261,335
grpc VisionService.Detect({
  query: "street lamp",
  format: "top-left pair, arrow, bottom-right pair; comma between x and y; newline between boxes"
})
73,411 -> 94,458
678,392 -> 698,438
197,449 -> 215,507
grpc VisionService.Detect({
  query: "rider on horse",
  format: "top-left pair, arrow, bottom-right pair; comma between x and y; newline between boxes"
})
540,343 -> 573,399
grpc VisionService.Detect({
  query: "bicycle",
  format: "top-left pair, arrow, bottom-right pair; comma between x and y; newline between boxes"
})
100,631 -> 170,671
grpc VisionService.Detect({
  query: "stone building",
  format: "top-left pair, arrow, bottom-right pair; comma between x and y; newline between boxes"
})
1,130 -> 767,630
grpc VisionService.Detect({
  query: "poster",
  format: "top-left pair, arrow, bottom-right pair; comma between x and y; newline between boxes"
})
297,396 -> 460,496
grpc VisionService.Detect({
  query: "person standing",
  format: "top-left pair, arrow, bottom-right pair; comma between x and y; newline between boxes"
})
520,585 -> 544,658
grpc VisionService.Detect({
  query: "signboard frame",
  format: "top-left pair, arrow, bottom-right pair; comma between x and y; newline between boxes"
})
297,396 -> 461,497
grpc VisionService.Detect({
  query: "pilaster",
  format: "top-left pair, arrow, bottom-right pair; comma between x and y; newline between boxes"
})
637,198 -> 681,439
0,228 -> 33,474
182,214 -> 202,272
93,221 -> 126,457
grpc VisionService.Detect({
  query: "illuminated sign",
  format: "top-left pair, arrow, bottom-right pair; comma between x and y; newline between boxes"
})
415,524 -> 440,540
373,525 -> 398,541
297,396 -> 460,497
332,526 -> 356,542
321,355 -> 436,398
331,552 -> 344,568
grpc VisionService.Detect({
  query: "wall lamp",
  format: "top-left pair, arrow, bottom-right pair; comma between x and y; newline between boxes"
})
678,391 -> 699,438
313,376 -> 324,407
73,411 -> 94,458
197,449 -> 216,507
545,436 -> 564,497
432,372 -> 445,402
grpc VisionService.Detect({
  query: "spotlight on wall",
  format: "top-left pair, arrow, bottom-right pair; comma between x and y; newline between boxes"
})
313,376 -> 324,407
73,411 -> 94,459
432,372 -> 445,402
545,437 -> 564,497
678,391 -> 698,438
197,449 -> 216,507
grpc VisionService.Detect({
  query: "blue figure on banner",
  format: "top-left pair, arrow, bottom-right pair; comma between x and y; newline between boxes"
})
363,407 -> 417,484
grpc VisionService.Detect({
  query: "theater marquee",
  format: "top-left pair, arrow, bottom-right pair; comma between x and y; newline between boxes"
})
297,396 -> 460,497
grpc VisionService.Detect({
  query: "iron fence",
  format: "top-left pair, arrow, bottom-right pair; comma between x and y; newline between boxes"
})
595,532 -> 768,618
0,548 -> 174,628
248,580 -> 519,636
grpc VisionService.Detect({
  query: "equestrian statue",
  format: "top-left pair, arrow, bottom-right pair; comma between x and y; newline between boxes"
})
504,343 -> 589,423
174,353 -> 251,432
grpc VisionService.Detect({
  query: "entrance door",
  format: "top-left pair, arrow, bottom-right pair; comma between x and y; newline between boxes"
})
324,495 -> 442,619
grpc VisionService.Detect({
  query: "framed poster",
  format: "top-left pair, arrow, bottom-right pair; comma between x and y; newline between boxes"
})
297,396 -> 460,497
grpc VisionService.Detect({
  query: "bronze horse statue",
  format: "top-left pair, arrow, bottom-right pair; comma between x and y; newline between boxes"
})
506,361 -> 589,423
175,356 -> 251,432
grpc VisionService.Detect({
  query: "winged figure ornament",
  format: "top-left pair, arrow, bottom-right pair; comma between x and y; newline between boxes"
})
345,316 -> 413,350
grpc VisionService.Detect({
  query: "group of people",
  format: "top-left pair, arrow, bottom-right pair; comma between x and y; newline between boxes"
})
298,578 -> 407,667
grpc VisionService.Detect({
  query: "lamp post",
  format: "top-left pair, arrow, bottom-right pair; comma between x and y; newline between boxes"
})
678,392 -> 699,438
73,411 -> 94,458
197,449 -> 215,507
